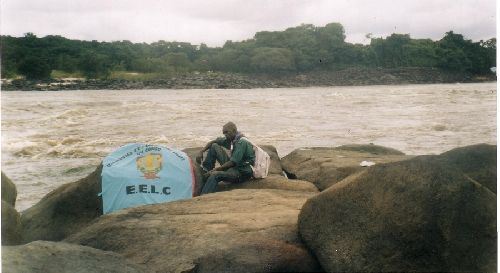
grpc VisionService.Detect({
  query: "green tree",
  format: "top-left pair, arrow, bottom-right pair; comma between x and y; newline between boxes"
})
437,48 -> 471,72
55,54 -> 79,73
334,44 -> 372,67
316,23 -> 345,49
212,48 -> 250,72
78,51 -> 112,79
437,31 -> 472,71
0,36 -> 20,77
0,23 -> 496,78
193,56 -> 211,72
280,24 -> 320,70
404,39 -> 438,67
250,47 -> 295,73
370,34 -> 411,67
165,52 -> 191,72
17,55 -> 52,80
480,38 -> 496,69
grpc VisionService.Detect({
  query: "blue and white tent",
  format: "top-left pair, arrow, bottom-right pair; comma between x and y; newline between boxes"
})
100,143 -> 195,214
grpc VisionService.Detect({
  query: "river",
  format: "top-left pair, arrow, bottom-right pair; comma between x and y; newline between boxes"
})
1,83 -> 496,211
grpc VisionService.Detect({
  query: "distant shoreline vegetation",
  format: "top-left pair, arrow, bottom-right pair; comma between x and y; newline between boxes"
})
0,22 -> 496,85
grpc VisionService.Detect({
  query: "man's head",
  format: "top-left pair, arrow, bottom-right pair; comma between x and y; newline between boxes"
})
222,122 -> 238,141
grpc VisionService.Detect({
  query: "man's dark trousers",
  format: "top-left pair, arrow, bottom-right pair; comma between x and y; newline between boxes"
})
201,143 -> 241,194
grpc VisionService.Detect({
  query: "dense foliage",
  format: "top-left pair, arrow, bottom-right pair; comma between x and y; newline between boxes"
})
0,23 -> 496,79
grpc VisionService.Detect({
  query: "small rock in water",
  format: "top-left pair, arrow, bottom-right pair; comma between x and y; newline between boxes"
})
359,160 -> 376,167
432,124 -> 447,131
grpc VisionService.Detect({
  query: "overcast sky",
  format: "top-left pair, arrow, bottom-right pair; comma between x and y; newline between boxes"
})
1,0 -> 496,46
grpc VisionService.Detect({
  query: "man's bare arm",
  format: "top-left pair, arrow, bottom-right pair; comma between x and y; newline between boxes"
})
196,139 -> 217,163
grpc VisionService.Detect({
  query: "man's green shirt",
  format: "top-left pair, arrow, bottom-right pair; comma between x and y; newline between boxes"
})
215,136 -> 255,176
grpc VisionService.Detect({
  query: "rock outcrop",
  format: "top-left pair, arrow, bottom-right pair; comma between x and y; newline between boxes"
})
2,68 -> 494,91
66,189 -> 322,273
2,172 -> 17,206
281,144 -> 412,190
217,174 -> 318,193
2,241 -> 148,273
2,173 -> 21,245
2,200 -> 22,246
14,143 -> 496,272
20,145 -> 285,244
298,146 -> 497,272
439,143 -> 496,193
21,165 -> 103,243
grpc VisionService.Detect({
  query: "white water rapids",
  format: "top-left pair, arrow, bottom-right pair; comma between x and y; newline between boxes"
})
1,83 -> 496,211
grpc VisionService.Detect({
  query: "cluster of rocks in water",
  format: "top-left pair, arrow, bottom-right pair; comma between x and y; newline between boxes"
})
1,143 -> 497,272
1,68 -> 494,91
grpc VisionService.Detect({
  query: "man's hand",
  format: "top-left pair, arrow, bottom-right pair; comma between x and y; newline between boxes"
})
197,140 -> 216,164
204,170 -> 220,178
203,170 -> 212,178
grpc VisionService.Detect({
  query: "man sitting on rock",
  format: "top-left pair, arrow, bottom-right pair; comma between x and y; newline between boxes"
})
196,122 -> 255,194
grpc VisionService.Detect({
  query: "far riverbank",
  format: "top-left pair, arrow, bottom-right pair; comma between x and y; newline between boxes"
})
1,67 -> 496,91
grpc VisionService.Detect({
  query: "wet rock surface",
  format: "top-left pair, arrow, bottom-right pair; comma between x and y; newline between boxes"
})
20,144 -> 284,244
217,174 -> 318,192
2,173 -> 21,245
20,165 -> 103,243
438,144 -> 496,193
66,189 -> 321,273
281,144 -> 412,190
2,201 -> 22,246
2,172 -> 17,206
9,143 -> 496,272
2,241 -> 148,273
299,146 -> 497,272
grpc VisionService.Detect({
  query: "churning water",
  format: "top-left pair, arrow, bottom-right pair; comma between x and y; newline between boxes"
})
1,83 -> 497,211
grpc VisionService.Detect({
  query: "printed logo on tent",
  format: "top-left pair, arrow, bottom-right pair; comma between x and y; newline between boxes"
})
100,143 -> 194,214
136,153 -> 163,179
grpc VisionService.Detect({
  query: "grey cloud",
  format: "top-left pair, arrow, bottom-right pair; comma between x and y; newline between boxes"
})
172,0 -> 311,22
1,0 -> 495,46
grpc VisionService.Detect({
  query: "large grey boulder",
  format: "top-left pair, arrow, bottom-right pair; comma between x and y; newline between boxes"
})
21,165 -> 103,243
2,200 -> 22,245
2,173 -> 21,245
299,148 -> 496,272
2,241 -> 148,273
192,238 -> 320,273
281,144 -> 412,190
439,143 -> 496,193
218,174 -> 319,193
2,172 -> 17,206
66,189 -> 322,273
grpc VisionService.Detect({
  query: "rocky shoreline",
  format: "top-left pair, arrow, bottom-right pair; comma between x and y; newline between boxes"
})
2,143 -> 497,272
1,67 -> 496,91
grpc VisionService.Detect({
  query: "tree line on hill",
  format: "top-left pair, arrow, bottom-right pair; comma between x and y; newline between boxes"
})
0,22 -> 496,80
